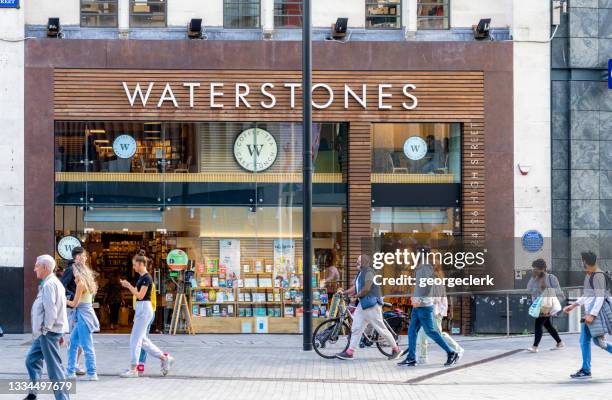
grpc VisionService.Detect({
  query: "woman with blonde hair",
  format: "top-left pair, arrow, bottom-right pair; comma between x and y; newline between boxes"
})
66,262 -> 100,380
120,251 -> 173,378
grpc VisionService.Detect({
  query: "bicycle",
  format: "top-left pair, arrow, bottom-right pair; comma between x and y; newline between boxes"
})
312,294 -> 410,359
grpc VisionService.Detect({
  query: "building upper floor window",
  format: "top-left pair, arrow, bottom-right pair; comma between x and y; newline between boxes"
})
80,0 -> 118,27
274,0 -> 302,28
365,0 -> 401,29
224,0 -> 261,28
130,0 -> 167,28
417,0 -> 449,29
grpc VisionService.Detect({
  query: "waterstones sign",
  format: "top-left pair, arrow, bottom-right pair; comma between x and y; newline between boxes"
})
122,81 -> 419,111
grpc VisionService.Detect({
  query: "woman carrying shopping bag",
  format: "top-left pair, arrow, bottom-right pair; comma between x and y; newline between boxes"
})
119,252 -> 174,378
526,259 -> 565,353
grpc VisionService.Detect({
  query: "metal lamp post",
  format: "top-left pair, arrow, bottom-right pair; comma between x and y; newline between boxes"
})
302,0 -> 313,351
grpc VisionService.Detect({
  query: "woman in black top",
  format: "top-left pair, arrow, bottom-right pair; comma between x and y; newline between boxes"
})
119,251 -> 174,378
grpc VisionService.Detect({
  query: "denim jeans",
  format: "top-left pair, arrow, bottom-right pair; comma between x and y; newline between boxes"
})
139,314 -> 155,364
580,322 -> 612,373
406,306 -> 454,362
417,314 -> 462,361
25,332 -> 70,400
67,313 -> 96,376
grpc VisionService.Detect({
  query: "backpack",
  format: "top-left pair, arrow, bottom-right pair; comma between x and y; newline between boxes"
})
588,271 -> 612,294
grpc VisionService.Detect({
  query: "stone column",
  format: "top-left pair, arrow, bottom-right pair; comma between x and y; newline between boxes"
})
402,0 -> 417,39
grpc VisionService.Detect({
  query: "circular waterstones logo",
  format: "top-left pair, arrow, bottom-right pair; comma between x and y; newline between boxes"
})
522,230 -> 544,253
403,136 -> 428,161
57,236 -> 82,260
233,128 -> 278,172
112,135 -> 137,159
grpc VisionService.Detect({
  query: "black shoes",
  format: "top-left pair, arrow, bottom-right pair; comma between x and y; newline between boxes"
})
397,358 -> 417,366
444,352 -> 459,367
570,369 -> 592,379
23,394 -> 36,400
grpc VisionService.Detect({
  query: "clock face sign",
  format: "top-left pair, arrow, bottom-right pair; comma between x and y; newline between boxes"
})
113,135 -> 137,159
233,128 -> 278,172
57,236 -> 82,260
403,136 -> 428,161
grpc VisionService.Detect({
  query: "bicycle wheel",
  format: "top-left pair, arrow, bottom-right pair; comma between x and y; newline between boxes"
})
312,318 -> 351,359
375,320 -> 407,357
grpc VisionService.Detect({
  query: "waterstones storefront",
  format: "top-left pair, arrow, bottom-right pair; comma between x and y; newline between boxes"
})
16,39 -> 514,334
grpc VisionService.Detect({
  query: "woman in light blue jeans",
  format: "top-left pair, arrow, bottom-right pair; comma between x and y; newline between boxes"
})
120,252 -> 173,378
66,262 -> 100,380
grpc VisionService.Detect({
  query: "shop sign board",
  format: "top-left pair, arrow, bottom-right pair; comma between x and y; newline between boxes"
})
234,128 -> 278,172
403,136 -> 428,160
0,0 -> 19,8
122,81 -> 418,111
167,249 -> 189,270
113,134 -> 137,159
57,236 -> 82,260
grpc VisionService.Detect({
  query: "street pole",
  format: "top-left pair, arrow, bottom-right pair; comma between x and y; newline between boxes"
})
302,0 -> 313,351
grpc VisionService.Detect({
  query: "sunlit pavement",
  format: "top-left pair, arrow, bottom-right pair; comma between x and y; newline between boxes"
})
1,333 -> 611,400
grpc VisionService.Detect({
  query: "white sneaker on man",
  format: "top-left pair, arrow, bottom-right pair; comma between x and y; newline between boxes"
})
120,369 -> 139,378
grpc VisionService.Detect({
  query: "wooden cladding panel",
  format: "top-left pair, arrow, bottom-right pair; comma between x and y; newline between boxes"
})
54,69 -> 484,122
347,121 -> 372,284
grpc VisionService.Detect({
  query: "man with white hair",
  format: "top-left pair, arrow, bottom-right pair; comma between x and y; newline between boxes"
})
24,255 -> 70,400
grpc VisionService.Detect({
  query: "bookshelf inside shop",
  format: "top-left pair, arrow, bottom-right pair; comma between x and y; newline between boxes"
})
189,258 -> 328,333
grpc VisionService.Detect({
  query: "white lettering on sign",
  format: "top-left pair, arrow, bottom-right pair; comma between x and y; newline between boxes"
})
57,236 -> 81,260
121,81 -> 419,111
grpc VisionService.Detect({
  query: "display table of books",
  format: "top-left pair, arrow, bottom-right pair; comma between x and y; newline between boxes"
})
189,260 -> 328,333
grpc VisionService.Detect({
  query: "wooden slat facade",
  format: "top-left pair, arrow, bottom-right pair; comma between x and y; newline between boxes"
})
54,69 -> 486,313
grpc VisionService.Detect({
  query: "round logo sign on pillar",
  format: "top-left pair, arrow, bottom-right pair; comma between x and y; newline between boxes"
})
403,136 -> 428,161
167,249 -> 189,271
233,128 -> 278,172
57,236 -> 82,260
113,135 -> 137,159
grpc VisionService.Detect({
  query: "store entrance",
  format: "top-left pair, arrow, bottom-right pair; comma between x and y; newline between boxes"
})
81,230 -> 170,333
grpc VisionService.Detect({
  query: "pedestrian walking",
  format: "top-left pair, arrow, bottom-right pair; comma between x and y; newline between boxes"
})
564,251 -> 612,379
132,250 -> 158,376
65,262 -> 100,380
335,254 -> 401,360
416,260 -> 464,363
104,271 -> 123,330
119,252 -> 174,378
398,246 -> 460,367
526,259 -> 565,353
59,246 -> 87,376
24,255 -> 70,400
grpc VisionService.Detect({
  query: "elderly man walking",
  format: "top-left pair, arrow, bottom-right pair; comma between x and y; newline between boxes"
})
24,255 -> 70,400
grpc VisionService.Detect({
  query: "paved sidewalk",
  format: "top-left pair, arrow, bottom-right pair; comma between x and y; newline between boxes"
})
1,333 -> 611,400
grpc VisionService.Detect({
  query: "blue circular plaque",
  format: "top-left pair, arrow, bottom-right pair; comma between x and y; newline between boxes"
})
522,230 -> 544,253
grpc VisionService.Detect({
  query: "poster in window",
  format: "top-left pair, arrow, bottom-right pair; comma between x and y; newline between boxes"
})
219,239 -> 241,277
273,239 -> 295,280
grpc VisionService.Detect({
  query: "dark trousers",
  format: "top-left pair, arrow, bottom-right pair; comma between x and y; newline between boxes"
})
533,316 -> 561,346
109,304 -> 120,325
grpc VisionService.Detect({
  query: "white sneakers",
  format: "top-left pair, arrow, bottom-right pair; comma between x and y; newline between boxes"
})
120,369 -> 139,378
161,354 -> 174,376
551,342 -> 566,351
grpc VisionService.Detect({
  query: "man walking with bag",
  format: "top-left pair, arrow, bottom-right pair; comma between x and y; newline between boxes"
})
564,251 -> 612,379
526,259 -> 565,353
335,254 -> 401,360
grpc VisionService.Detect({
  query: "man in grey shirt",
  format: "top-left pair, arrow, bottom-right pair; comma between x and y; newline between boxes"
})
24,255 -> 70,400
398,247 -> 459,367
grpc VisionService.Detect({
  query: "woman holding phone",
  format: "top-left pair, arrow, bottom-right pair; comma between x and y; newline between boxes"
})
119,251 -> 174,378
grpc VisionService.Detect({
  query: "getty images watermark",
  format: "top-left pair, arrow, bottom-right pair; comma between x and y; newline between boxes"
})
371,247 -> 494,288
